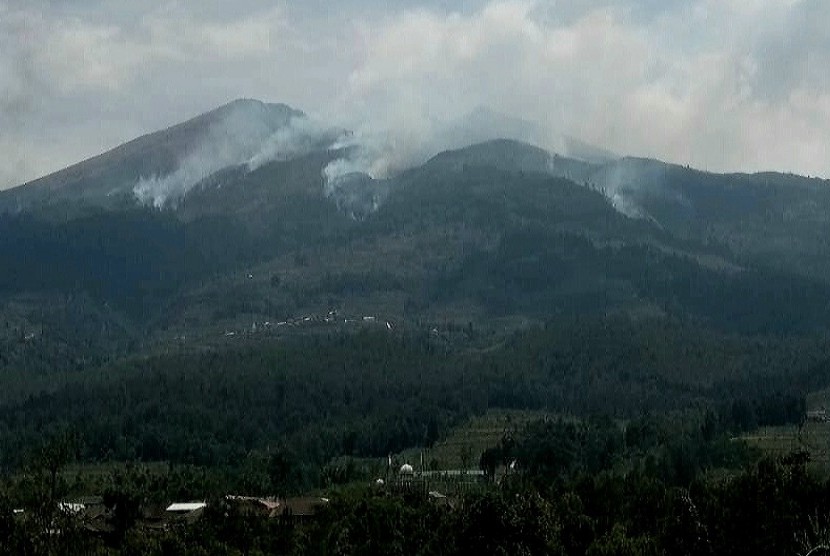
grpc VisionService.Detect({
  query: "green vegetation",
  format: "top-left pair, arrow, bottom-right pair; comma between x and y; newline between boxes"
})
0,319 -> 821,473
398,409 -> 547,470
3,133 -> 830,552
1,412 -> 826,555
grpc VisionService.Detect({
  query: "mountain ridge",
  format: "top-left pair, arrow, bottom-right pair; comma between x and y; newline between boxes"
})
1,99 -> 830,350
5,97 -> 827,224
0,99 -> 304,216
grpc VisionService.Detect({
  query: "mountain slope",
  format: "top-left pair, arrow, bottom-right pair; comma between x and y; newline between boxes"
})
0,101 -> 829,355
0,99 -> 304,218
585,157 -> 830,279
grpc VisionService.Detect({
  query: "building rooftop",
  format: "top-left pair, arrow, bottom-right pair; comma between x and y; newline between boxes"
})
166,502 -> 207,513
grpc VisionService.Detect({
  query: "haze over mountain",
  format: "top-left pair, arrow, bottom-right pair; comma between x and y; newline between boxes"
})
6,1 -> 830,191
2,98 -> 830,355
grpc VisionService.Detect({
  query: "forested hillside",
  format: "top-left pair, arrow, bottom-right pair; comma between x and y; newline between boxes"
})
0,319 -> 824,476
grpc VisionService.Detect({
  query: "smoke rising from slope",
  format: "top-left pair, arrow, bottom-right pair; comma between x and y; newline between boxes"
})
320,105 -> 561,186
134,102 -> 338,207
130,95 -> 561,212
319,0 -> 830,183
133,103 -> 275,207
246,117 -> 338,172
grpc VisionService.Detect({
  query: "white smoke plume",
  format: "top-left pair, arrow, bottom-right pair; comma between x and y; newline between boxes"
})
131,96 -> 570,213
320,105 -> 560,187
134,101 -> 338,207
247,116 -> 339,172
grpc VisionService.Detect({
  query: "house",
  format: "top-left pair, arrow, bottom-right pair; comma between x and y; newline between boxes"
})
164,502 -> 207,526
225,495 -> 281,517
166,502 -> 207,513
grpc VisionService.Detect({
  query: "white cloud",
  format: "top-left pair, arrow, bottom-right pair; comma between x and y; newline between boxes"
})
27,5 -> 290,94
2,0 -> 830,189
0,2 -> 319,187
325,0 -> 830,178
142,6 -> 289,61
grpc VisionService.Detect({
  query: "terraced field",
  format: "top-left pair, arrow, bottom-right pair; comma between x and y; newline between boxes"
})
397,409 -> 548,470
743,388 -> 830,473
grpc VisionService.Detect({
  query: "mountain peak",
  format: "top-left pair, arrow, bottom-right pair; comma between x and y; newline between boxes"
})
208,98 -> 305,122
423,138 -> 554,175
0,99 -> 309,215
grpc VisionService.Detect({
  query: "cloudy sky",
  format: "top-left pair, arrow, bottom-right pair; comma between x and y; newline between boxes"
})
1,0 -> 829,189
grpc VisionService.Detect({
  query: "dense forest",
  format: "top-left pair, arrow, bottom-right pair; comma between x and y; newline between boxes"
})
0,410 -> 827,555
0,317 -> 828,553
0,319 -> 821,473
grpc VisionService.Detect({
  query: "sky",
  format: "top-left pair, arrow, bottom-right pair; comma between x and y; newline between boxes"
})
1,0 -> 829,189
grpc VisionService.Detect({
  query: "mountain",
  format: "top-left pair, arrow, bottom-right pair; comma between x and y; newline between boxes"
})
563,135 -> 618,164
1,99 -> 830,370
434,106 -> 552,154
0,99 -> 306,218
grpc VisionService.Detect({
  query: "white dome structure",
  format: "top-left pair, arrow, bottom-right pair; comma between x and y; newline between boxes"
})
399,463 -> 414,476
